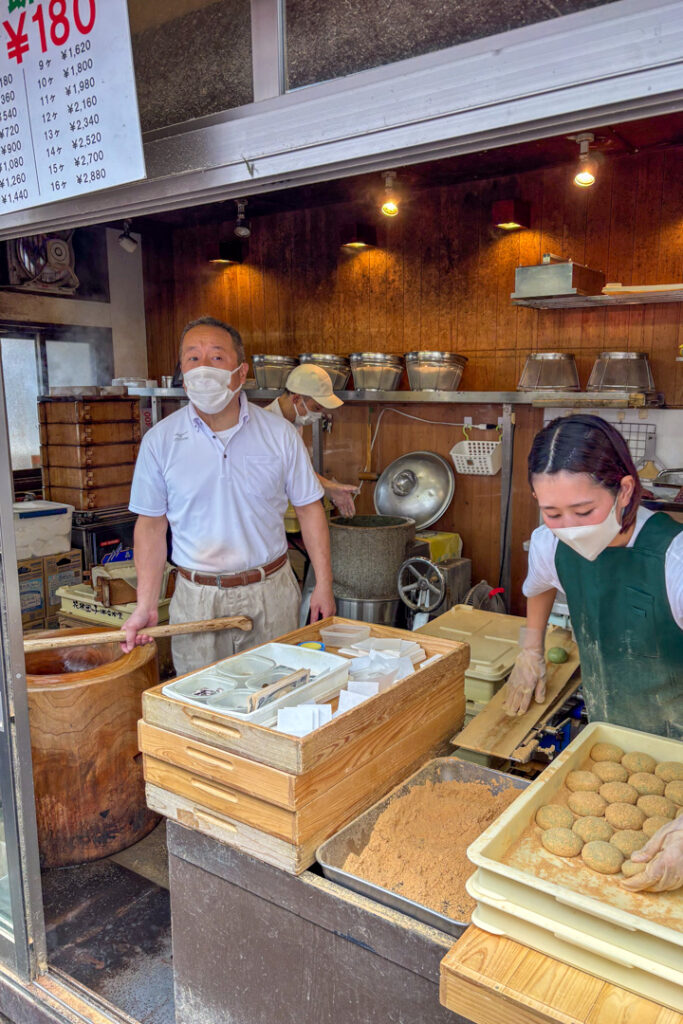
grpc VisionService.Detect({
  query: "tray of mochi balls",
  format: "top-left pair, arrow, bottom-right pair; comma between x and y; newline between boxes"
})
537,741 -> 683,877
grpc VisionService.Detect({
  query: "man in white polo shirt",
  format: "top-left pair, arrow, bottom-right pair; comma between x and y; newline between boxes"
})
265,364 -> 358,517
123,316 -> 335,675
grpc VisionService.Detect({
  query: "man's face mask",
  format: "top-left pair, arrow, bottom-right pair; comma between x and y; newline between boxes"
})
183,365 -> 244,414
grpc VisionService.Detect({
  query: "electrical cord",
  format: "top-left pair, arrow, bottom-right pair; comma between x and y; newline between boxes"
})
359,407 -> 498,491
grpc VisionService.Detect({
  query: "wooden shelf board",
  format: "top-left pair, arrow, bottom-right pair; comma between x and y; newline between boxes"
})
512,290 -> 683,309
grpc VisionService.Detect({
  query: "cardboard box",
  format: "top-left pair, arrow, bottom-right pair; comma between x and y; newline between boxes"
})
17,557 -> 46,626
23,619 -> 47,633
43,549 -> 82,615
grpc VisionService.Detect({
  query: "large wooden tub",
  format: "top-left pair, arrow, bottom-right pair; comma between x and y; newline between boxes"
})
26,631 -> 160,868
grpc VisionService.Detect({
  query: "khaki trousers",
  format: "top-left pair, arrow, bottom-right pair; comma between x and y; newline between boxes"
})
169,562 -> 301,677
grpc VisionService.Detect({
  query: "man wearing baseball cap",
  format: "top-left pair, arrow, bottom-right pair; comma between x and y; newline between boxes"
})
266,364 -> 358,516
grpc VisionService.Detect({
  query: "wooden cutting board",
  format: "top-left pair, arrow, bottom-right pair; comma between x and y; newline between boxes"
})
451,627 -> 580,761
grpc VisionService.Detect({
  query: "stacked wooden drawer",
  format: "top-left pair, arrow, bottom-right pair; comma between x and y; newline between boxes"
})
39,397 -> 140,510
139,617 -> 469,873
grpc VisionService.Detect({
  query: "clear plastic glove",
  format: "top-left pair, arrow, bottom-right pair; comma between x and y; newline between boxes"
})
503,626 -> 546,716
326,481 -> 358,518
621,814 -> 683,893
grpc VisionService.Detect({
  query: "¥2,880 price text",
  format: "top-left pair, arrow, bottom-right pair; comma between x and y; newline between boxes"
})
3,0 -> 96,64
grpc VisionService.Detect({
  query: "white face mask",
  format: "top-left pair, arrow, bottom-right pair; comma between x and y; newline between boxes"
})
294,398 -> 324,427
183,365 -> 243,415
550,496 -> 622,562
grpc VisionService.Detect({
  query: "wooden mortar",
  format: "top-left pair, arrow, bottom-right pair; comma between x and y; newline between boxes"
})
26,629 -> 160,868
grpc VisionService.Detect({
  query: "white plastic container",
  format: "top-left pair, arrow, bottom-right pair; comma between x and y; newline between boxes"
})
467,722 -> 683,1011
319,623 -> 371,648
162,643 -> 349,721
14,500 -> 73,558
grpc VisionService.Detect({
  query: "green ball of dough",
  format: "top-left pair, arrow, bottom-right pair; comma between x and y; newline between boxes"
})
566,770 -> 601,793
622,751 -> 657,775
655,762 -> 683,783
542,827 -> 583,858
593,762 -> 629,784
637,794 -> 676,819
591,743 -> 624,763
599,781 -> 638,805
664,780 -> 683,806
582,840 -> 624,875
610,830 -> 647,857
535,805 -> 575,830
547,646 -> 569,664
568,791 -> 607,817
605,802 -> 646,831
628,772 -> 665,797
572,816 -> 614,843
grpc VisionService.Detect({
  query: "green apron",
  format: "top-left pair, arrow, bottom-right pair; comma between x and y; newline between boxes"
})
555,512 -> 683,740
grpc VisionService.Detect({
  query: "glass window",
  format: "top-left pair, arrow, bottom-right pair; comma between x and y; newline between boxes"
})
285,0 -> 618,90
0,339 -> 40,472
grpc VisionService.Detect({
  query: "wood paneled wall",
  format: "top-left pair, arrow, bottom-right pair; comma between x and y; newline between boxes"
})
143,145 -> 683,611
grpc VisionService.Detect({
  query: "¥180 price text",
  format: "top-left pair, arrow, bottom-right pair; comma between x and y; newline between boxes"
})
2,0 -> 96,64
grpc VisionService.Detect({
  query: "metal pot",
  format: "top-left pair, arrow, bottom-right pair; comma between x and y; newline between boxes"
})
333,596 -> 401,626
517,352 -> 580,391
405,351 -> 467,391
653,469 -> 683,487
587,352 -> 655,393
298,353 -> 351,391
252,354 -> 298,390
349,353 -> 403,391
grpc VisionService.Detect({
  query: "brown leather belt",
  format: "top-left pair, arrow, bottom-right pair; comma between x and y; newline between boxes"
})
177,553 -> 288,589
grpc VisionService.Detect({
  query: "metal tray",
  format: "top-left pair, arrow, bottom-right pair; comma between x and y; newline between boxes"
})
316,756 -> 529,937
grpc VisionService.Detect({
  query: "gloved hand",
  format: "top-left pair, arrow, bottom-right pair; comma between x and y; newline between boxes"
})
503,626 -> 546,716
621,813 -> 683,893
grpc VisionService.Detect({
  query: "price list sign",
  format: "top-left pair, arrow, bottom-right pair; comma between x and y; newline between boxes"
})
0,0 -> 145,214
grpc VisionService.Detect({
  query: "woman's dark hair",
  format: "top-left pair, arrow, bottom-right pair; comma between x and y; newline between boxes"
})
528,414 -> 642,532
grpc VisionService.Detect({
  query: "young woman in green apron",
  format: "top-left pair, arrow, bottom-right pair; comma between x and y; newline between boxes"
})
505,414 -> 683,893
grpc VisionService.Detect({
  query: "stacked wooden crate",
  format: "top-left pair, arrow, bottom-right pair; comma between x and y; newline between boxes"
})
139,617 -> 469,873
39,397 -> 141,510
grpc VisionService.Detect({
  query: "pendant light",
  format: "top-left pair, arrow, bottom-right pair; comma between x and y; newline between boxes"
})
380,171 -> 399,217
340,222 -> 378,251
208,238 -> 246,264
573,132 -> 597,188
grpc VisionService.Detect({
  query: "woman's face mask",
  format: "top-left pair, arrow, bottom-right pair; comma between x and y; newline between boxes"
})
549,496 -> 622,561
183,365 -> 244,414
294,397 -> 324,427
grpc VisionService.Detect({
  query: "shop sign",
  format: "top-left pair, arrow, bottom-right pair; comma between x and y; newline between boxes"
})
0,0 -> 145,214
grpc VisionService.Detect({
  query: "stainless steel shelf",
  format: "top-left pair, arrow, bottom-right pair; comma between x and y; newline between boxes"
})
512,290 -> 683,310
128,386 -> 665,407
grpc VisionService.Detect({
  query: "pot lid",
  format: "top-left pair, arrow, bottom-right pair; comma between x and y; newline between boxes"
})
374,450 -> 455,529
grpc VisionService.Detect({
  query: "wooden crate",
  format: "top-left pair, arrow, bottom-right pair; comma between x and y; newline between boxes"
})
41,442 -> 139,469
140,617 -> 469,872
39,421 -> 141,447
38,397 -> 140,424
42,463 -> 135,490
43,481 -> 132,510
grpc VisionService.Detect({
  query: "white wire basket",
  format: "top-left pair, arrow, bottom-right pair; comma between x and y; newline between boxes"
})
450,440 -> 502,476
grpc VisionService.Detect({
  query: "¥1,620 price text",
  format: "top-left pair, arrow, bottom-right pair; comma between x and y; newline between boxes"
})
3,0 -> 96,64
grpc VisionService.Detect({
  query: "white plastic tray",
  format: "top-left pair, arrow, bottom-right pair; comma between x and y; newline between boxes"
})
467,722 -> 683,1007
162,642 -> 349,724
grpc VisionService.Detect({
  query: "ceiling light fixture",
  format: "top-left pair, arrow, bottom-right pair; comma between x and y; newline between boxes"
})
573,132 -> 597,188
491,198 -> 530,230
208,238 -> 246,264
118,220 -> 138,253
341,222 -> 378,251
381,171 -> 399,217
234,198 -> 251,238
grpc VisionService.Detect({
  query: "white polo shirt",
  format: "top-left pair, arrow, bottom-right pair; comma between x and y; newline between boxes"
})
129,393 -> 324,573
